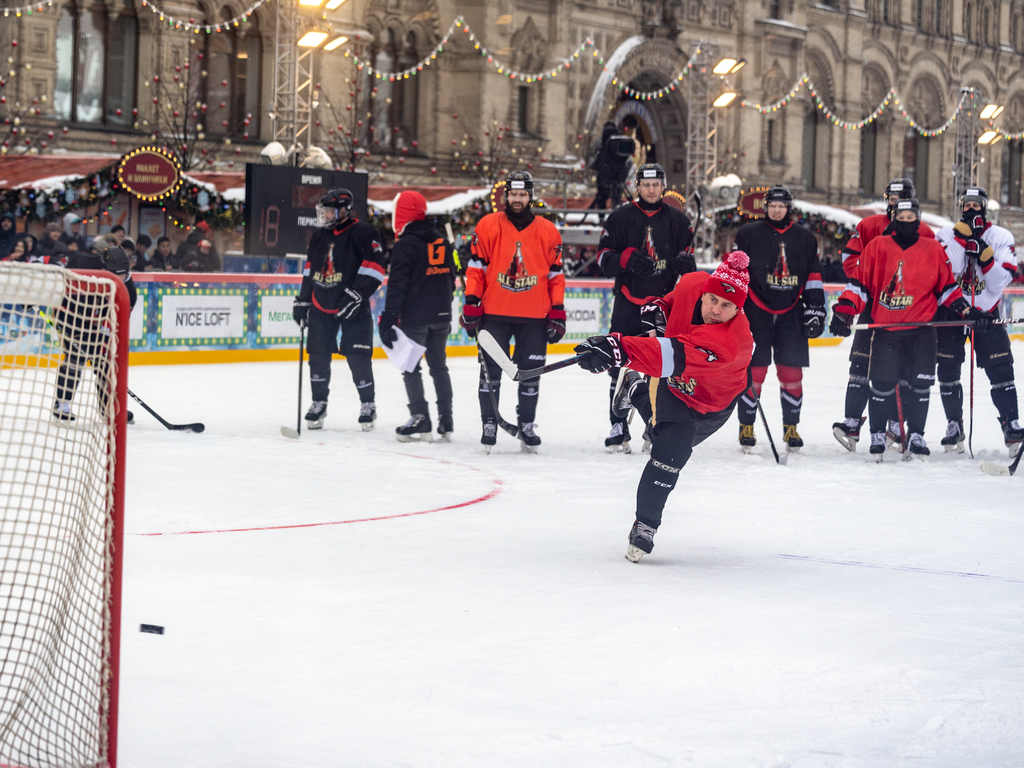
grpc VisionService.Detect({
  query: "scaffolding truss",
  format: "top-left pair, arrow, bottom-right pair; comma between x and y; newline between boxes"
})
272,0 -> 314,161
952,86 -> 979,218
685,46 -> 718,258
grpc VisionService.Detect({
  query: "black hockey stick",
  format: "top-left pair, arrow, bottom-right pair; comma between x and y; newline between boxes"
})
127,389 -> 205,433
850,318 -> 1019,331
514,355 -> 588,381
981,442 -> 1024,476
281,321 -> 305,439
477,329 -> 586,381
753,389 -> 786,466
478,348 -> 518,437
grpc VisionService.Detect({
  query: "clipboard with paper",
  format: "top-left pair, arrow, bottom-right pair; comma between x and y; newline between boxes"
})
381,326 -> 427,373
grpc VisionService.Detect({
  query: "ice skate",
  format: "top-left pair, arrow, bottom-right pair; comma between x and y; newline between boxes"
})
940,419 -> 965,453
126,410 -> 135,425
358,401 -> 376,431
783,424 -> 803,453
396,414 -> 433,443
641,424 -> 652,453
832,416 -> 865,452
518,422 -> 541,453
869,431 -> 886,462
625,519 -> 656,563
905,432 -> 930,460
1002,419 -> 1023,458
611,370 -> 643,419
437,413 -> 454,443
885,420 -> 904,451
304,400 -> 327,430
480,420 -> 497,454
52,400 -> 75,424
738,423 -> 756,453
604,423 -> 631,454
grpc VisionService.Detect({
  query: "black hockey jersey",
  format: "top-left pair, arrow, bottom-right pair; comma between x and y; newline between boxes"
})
299,218 -> 385,316
732,220 -> 824,314
597,201 -> 694,305
383,219 -> 457,327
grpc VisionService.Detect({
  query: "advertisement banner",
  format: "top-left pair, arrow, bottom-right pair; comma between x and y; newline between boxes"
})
564,295 -> 602,339
258,291 -> 301,342
129,295 -> 146,342
158,290 -> 247,344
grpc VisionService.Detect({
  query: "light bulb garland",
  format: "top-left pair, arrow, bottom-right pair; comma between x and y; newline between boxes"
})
352,17 -> 459,80
135,0 -> 270,34
1,0 -> 53,18
610,46 -> 704,101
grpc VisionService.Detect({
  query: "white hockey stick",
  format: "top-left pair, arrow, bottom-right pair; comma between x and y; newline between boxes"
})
476,330 -> 520,379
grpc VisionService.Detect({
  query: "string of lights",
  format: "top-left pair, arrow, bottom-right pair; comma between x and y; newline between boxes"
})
134,0 -> 270,33
352,17 -> 459,80
611,46 -> 704,101
1,0 -> 54,18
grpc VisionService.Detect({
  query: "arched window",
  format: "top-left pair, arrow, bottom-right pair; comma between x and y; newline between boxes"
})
392,31 -> 419,146
768,0 -> 781,19
204,9 -> 261,136
934,0 -> 944,33
983,5 -> 992,45
371,29 -> 397,150
965,1 -> 976,41
53,4 -> 137,125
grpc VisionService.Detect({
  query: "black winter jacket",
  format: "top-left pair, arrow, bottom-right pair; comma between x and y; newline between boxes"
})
383,219 -> 456,327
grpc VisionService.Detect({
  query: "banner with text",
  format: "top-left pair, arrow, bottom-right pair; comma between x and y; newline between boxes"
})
259,292 -> 301,342
158,290 -> 247,344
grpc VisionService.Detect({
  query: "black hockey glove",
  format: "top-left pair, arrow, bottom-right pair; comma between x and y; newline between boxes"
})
337,287 -> 363,320
966,306 -> 996,332
622,247 -> 655,278
668,248 -> 696,275
377,311 -> 398,348
640,301 -> 667,336
802,303 -> 827,339
574,334 -> 625,374
546,306 -> 567,344
829,301 -> 855,338
292,297 -> 311,326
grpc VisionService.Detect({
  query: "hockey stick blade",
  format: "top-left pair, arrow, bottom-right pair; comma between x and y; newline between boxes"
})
980,460 -> 1012,476
514,354 -> 587,381
479,353 -> 518,438
127,389 -> 204,433
281,426 -> 300,440
476,330 -> 520,380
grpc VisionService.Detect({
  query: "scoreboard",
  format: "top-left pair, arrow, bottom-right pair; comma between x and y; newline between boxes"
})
243,165 -> 370,256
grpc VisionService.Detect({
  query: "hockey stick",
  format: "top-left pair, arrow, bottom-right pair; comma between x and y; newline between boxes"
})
477,329 -> 587,381
753,388 -> 786,466
478,348 -> 518,437
281,321 -> 305,439
980,442 -> 1024,476
968,326 -> 976,459
127,388 -> 205,433
850,318 -> 1019,331
894,383 -> 908,455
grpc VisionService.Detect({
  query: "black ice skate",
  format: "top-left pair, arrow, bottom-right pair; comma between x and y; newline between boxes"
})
605,423 -> 631,454
396,414 -> 432,443
305,400 -> 327,430
905,432 -> 930,460
885,420 -> 904,451
738,423 -> 756,453
437,413 -> 454,443
52,400 -> 75,424
481,420 -> 497,453
641,423 -> 652,454
1002,419 -> 1023,458
611,370 -> 643,419
358,401 -> 376,431
783,424 -> 803,453
870,431 -> 886,462
832,416 -> 866,452
518,422 -> 541,453
940,419 -> 965,453
625,519 -> 657,563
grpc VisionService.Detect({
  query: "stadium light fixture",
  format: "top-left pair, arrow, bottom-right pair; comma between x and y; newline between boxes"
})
713,58 -> 737,75
978,130 -> 999,144
980,104 -> 1004,120
713,92 -> 737,108
297,30 -> 329,46
325,0 -> 348,7
324,35 -> 348,51
728,59 -> 747,74
298,0 -> 324,6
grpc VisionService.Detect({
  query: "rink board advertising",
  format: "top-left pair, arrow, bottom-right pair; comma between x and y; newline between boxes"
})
243,165 -> 370,257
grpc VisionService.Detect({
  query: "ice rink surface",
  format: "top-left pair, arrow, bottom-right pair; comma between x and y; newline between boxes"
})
119,343 -> 1022,768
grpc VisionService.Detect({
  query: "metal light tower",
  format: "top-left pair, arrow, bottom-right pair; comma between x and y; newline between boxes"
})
272,0 -> 316,162
685,45 -> 719,259
952,86 -> 979,218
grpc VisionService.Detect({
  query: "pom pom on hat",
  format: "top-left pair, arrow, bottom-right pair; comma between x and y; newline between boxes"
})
704,250 -> 750,306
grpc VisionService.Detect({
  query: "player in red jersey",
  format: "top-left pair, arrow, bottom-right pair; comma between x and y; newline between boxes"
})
830,198 -> 994,460
572,251 -> 754,562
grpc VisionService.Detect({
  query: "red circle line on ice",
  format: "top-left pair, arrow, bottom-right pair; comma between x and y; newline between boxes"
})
135,452 -> 503,537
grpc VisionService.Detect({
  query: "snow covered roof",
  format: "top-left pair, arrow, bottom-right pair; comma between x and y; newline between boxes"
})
792,199 -> 861,229
369,187 -> 492,216
856,200 -> 954,230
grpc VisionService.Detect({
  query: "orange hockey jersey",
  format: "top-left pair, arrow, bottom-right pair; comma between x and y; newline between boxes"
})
466,212 -> 565,319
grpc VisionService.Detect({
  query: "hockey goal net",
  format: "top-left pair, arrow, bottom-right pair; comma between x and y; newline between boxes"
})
0,262 -> 128,768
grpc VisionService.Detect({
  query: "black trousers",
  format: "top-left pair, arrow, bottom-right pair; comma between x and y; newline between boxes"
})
400,322 -> 453,418
306,308 -> 374,404
631,379 -> 735,530
478,316 -> 546,425
55,328 -> 110,411
936,306 -> 1017,423
867,327 -> 936,435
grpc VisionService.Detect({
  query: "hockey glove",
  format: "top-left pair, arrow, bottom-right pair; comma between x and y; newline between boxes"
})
337,287 -> 363,320
668,248 -> 696,275
829,301 -> 856,338
460,298 -> 483,339
953,220 -> 974,239
966,306 -> 997,332
292,297 -> 311,326
546,306 -> 567,344
622,247 -> 655,278
574,334 -> 625,374
802,303 -> 827,339
963,237 -> 995,267
377,311 -> 399,348
640,300 -> 667,336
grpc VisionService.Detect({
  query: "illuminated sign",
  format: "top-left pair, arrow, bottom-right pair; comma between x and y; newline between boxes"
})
117,147 -> 183,202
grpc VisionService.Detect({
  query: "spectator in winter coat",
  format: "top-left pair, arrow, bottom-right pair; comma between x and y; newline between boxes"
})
2,237 -> 27,262
131,235 -> 152,269
0,213 -> 17,259
60,213 -> 87,251
142,236 -> 172,271
36,223 -> 63,258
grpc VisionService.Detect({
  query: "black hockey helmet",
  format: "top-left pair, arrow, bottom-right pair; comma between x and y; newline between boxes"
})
316,187 -> 354,228
764,185 -> 793,206
504,171 -> 535,206
892,197 -> 922,220
884,177 -> 915,200
959,186 -> 989,211
635,163 -> 667,185
102,246 -> 131,278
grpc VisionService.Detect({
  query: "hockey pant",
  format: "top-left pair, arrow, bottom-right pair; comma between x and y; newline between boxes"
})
55,329 -> 111,412
936,311 -> 1017,424
477,316 -> 546,425
738,365 -> 803,425
306,309 -> 375,404
400,322 -> 453,419
867,328 -> 936,436
631,378 -> 734,530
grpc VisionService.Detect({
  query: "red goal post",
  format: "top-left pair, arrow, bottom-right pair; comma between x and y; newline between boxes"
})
0,263 -> 129,768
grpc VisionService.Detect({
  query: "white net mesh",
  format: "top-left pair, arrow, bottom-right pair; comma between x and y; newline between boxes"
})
0,262 -> 123,768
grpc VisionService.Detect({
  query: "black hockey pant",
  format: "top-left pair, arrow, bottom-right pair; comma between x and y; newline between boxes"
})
306,309 -> 375,404
401,322 -> 453,419
55,331 -> 111,412
936,315 -> 1017,425
867,328 -> 935,436
477,317 -> 546,425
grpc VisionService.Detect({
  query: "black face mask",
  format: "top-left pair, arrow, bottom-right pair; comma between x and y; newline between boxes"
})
637,196 -> 662,211
765,213 -> 789,231
961,209 -> 986,237
892,219 -> 920,247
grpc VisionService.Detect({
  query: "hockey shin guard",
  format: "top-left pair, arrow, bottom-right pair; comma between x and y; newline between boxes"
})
987,364 -> 1019,423
902,381 -> 932,435
635,422 -> 695,530
478,365 -> 500,423
937,362 -> 964,422
845,356 -> 871,420
309,354 -> 332,402
777,365 -> 803,425
739,366 -> 767,425
868,380 -> 896,434
348,355 -> 375,403
517,378 -> 540,424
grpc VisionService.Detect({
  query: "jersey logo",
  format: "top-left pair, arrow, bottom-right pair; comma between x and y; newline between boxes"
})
313,243 -> 345,286
643,226 -> 668,273
695,346 -> 719,362
767,241 -> 799,290
667,375 -> 699,396
957,269 -> 986,298
878,259 -> 913,310
497,241 -> 538,292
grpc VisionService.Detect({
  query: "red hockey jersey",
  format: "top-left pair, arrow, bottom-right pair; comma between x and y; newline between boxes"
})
619,272 -> 754,414
841,213 -> 934,278
840,234 -> 962,327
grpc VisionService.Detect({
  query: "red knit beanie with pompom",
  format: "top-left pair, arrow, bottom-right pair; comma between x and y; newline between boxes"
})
704,250 -> 750,306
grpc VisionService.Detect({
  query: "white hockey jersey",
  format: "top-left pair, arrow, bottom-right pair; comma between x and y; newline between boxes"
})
935,222 -> 1017,312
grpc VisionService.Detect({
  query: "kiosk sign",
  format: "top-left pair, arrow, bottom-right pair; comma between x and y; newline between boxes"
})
117,148 -> 182,202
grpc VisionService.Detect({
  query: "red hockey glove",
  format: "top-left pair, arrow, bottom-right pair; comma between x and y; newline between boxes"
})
546,306 -> 566,344
460,298 -> 483,338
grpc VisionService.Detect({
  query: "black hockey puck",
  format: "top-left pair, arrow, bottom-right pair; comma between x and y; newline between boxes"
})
140,624 -> 165,635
